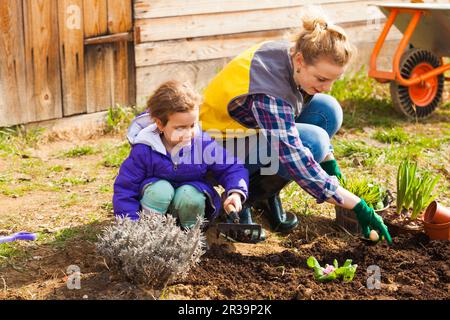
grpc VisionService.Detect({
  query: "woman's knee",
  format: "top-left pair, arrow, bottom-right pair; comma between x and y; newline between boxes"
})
300,93 -> 343,137
296,123 -> 331,163
140,180 -> 175,214
172,185 -> 206,228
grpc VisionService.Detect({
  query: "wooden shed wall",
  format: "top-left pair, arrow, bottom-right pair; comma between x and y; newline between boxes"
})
0,0 -> 135,127
133,0 -> 410,106
1,0 -> 447,127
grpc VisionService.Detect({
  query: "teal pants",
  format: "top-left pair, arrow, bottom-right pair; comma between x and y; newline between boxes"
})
140,180 -> 206,228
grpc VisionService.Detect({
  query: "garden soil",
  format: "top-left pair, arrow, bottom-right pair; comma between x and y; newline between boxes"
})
1,214 -> 448,300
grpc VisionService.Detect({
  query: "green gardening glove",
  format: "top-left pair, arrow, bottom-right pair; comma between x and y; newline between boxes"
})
320,159 -> 343,180
353,198 -> 392,245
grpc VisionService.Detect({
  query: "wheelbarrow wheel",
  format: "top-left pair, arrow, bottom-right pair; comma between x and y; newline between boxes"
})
390,49 -> 444,119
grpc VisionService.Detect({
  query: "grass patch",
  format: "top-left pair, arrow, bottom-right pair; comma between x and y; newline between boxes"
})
0,173 -> 12,184
413,134 -> 450,149
281,183 -> 314,215
102,142 -> 130,168
334,140 -> 383,167
56,175 -> 95,187
19,158 -> 47,176
381,133 -> 450,165
0,126 -> 45,157
103,105 -> 142,134
49,223 -> 103,248
101,202 -> 114,214
49,165 -> 65,173
60,193 -> 82,208
62,145 -> 96,158
98,184 -> 113,193
372,128 -> 409,144
0,243 -> 26,267
0,243 -> 20,259
52,228 -> 80,247
1,181 -> 61,198
329,68 -> 405,129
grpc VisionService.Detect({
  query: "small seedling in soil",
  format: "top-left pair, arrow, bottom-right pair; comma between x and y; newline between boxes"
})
339,176 -> 386,210
307,256 -> 357,283
97,213 -> 206,296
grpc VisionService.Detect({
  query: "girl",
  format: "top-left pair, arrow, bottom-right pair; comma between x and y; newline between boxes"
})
113,81 -> 248,229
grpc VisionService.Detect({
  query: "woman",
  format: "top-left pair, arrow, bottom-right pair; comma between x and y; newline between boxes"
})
199,14 -> 392,244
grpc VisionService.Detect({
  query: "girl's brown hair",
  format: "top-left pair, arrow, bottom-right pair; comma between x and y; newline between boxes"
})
293,13 -> 356,66
146,80 -> 202,125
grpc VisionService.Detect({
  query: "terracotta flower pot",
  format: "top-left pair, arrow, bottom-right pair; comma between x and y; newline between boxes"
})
424,201 -> 450,224
423,220 -> 450,240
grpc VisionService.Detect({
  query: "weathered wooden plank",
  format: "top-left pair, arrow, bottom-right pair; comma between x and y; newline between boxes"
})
134,0 -> 357,19
127,41 -> 137,107
112,41 -> 132,107
85,44 -> 114,113
135,1 -> 387,42
85,41 -> 135,112
58,0 -> 86,116
135,30 -> 286,67
83,0 -> 107,37
0,0 -> 28,127
23,0 -> 62,122
84,32 -> 133,45
107,0 -> 132,34
135,21 -> 403,67
135,39 -> 404,107
136,58 -> 230,107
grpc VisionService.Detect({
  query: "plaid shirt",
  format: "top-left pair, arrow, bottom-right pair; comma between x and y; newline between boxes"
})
229,94 -> 343,204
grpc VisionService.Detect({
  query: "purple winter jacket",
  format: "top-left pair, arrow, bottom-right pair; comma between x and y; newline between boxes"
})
113,113 -> 249,221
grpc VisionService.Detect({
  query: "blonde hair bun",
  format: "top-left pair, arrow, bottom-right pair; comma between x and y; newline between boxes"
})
294,8 -> 356,66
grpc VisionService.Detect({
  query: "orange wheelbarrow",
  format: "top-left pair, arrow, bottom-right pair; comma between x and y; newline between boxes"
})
369,2 -> 450,119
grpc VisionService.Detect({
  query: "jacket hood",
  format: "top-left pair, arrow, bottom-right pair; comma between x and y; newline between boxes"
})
127,113 -> 202,155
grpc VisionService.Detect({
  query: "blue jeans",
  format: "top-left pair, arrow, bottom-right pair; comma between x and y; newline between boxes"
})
244,93 -> 343,179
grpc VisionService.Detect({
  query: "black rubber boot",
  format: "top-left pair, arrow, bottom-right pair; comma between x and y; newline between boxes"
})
247,173 -> 299,233
239,205 -> 266,242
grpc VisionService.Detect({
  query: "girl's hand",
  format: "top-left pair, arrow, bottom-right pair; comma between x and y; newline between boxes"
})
223,193 -> 243,213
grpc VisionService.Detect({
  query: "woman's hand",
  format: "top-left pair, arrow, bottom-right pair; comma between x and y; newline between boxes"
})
353,198 -> 392,245
223,193 -> 243,213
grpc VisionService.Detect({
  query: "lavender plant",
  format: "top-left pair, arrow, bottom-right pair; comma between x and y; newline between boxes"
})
97,213 -> 206,292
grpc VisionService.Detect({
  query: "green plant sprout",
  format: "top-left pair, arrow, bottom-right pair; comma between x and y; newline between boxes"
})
396,159 -> 440,219
339,176 -> 386,210
307,256 -> 357,282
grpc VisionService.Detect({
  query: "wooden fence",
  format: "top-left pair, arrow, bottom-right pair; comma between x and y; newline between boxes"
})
0,0 -> 135,127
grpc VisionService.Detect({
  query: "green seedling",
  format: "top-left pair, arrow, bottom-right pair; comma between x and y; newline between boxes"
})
307,256 -> 357,283
339,176 -> 386,210
396,159 -> 440,219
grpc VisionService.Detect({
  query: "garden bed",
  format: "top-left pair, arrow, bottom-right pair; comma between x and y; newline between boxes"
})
174,215 -> 449,300
1,214 -> 448,300
380,207 -> 424,236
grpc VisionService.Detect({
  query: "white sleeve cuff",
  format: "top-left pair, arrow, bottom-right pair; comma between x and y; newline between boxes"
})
227,189 -> 247,203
